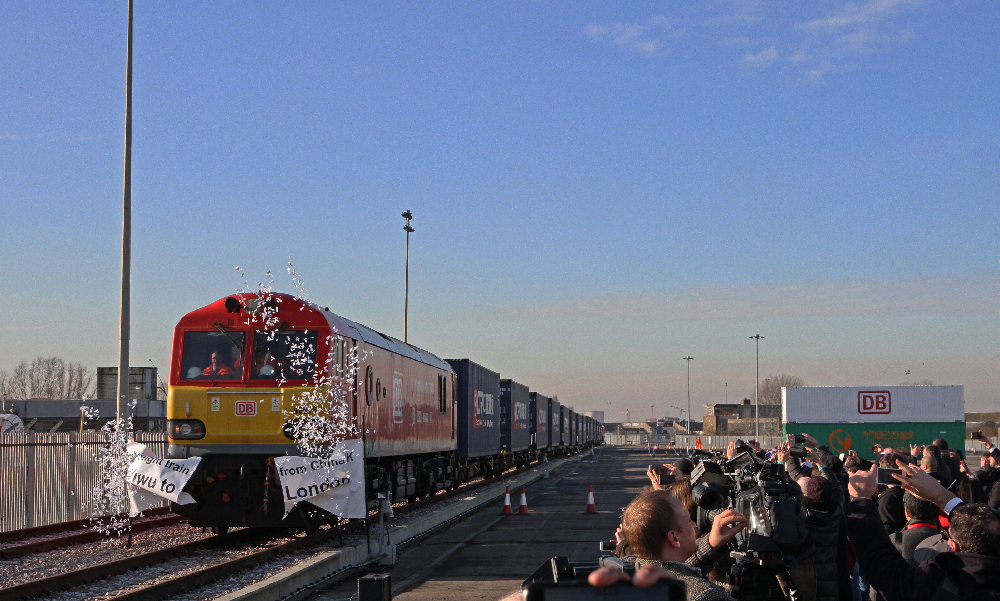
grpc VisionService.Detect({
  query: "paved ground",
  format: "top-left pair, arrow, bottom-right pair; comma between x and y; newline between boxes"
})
311,446 -> 670,601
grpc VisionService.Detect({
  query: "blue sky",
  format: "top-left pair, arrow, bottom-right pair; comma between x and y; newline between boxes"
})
2,1 -> 997,418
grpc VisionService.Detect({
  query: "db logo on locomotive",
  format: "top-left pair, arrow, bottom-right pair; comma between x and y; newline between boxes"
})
235,401 -> 257,416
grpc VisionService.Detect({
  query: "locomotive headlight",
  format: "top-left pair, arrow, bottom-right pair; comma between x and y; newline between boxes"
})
168,419 -> 205,440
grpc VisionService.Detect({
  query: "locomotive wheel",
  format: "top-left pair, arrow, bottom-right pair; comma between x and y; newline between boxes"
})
297,504 -> 327,535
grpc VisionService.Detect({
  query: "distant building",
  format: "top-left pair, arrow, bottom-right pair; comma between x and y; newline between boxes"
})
584,410 -> 604,423
96,367 -> 160,401
2,399 -> 165,432
703,399 -> 780,436
0,367 -> 166,432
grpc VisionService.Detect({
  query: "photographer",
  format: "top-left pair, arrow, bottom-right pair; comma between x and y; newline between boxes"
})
844,461 -> 1000,601
621,489 -> 747,601
780,440 -> 852,601
931,439 -> 961,483
973,444 -> 1000,510
877,453 -> 909,534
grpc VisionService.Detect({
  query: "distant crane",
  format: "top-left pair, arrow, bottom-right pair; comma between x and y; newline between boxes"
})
622,409 -> 634,424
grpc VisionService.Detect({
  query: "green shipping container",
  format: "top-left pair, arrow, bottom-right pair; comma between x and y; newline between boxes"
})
782,421 -> 966,461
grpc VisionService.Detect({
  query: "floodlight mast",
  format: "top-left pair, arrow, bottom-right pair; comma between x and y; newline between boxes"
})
750,334 -> 765,438
683,356 -> 694,434
402,210 -> 414,343
117,0 -> 134,429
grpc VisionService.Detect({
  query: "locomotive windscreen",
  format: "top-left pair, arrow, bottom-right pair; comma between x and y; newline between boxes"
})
252,330 -> 319,381
181,331 -> 245,380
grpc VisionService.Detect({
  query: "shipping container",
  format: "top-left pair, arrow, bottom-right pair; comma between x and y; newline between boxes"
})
550,398 -> 562,449
528,395 -> 537,447
499,379 -> 531,453
783,385 -> 965,460
567,409 -> 577,447
531,392 -> 551,449
446,359 -> 501,458
558,405 -> 566,447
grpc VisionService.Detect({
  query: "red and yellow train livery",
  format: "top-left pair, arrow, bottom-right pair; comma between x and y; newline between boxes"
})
167,293 -> 457,529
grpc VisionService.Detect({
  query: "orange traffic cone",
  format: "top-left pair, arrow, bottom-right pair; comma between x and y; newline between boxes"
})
518,486 -> 529,514
501,486 -> 512,515
585,485 -> 597,513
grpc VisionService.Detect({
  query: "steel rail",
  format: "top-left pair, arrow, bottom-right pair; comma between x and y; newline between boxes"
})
107,527 -> 349,601
0,514 -> 186,560
0,507 -> 172,544
0,529 -> 268,600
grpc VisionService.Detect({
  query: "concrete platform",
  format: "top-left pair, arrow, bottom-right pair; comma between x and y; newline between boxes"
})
311,446 -> 652,601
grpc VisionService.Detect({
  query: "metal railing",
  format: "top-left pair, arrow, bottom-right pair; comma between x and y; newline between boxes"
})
674,434 -> 785,450
0,431 -> 167,533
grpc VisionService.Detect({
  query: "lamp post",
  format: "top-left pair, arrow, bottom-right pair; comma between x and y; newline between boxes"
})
750,334 -> 764,438
683,356 -> 694,434
402,210 -> 414,343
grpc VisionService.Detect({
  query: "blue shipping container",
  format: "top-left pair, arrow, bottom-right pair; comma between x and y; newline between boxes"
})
549,399 -> 564,447
531,392 -> 551,449
446,359 -> 501,458
528,396 -> 537,447
503,380 -> 531,452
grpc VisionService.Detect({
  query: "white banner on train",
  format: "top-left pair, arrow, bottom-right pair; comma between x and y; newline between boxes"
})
126,442 -> 201,514
275,438 -> 366,519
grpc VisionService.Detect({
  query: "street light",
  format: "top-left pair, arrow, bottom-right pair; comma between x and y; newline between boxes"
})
402,210 -> 414,343
683,356 -> 694,434
750,334 -> 764,438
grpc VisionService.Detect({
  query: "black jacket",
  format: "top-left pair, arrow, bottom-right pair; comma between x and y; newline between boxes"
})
845,499 -> 1000,601
801,468 -> 852,601
878,486 -> 906,533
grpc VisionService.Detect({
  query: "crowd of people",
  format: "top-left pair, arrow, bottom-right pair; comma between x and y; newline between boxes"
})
585,436 -> 1000,601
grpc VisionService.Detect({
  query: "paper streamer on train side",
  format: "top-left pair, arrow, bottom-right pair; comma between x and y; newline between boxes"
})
274,438 -> 366,519
126,442 -> 201,514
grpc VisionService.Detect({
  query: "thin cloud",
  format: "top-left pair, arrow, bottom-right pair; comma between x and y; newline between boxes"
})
586,1 -> 925,80
493,272 -> 999,321
798,0 -> 920,34
584,23 -> 663,56
791,0 -> 923,73
742,46 -> 779,68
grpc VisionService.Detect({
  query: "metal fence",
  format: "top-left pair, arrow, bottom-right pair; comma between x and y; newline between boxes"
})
674,434 -> 785,450
0,431 -> 168,533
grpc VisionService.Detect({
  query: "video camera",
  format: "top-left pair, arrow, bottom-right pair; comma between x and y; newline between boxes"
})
687,444 -> 816,600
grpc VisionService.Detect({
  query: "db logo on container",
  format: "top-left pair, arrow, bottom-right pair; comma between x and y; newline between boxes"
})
858,391 -> 890,414
235,401 -> 257,416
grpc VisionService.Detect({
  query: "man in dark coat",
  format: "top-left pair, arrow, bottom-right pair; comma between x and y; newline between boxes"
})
845,462 -> 1000,601
890,491 -> 941,563
877,453 -> 907,533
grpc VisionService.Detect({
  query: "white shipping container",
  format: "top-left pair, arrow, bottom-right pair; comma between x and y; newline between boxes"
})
782,385 -> 963,424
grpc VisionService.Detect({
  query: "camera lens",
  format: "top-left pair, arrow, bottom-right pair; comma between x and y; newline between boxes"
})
692,483 -> 725,510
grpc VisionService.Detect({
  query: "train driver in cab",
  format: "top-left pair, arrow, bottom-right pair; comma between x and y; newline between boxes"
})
202,351 -> 235,377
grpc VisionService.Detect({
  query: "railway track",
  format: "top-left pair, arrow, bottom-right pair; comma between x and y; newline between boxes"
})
0,507 -> 173,545
0,459 -> 547,601
0,513 -> 186,560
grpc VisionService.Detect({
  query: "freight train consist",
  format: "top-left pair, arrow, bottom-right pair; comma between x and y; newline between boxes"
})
165,293 -> 603,530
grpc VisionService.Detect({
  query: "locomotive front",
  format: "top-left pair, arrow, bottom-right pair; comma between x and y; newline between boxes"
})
166,293 -> 353,530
